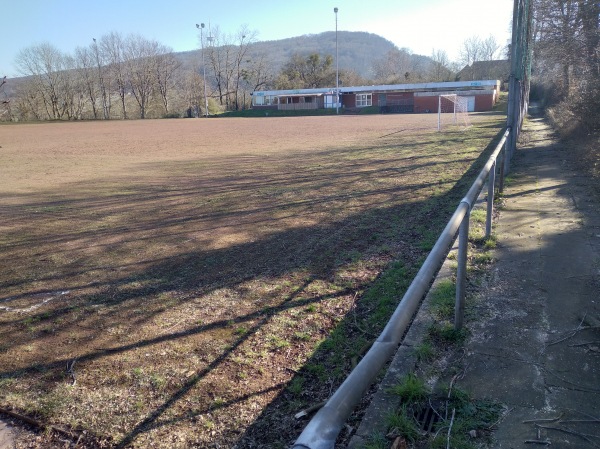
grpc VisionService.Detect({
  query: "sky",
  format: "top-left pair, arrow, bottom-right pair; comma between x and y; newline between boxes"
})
1,0 -> 514,78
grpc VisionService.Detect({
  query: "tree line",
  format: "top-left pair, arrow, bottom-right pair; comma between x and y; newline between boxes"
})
531,0 -> 599,134
2,28 -> 506,122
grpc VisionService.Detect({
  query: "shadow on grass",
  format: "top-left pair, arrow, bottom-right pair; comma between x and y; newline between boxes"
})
0,125 -> 507,447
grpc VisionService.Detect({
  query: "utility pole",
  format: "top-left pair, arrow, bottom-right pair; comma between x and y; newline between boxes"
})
334,7 -> 339,115
196,23 -> 209,117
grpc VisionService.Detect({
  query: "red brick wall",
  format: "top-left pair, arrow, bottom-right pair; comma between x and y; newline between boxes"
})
474,95 -> 494,111
341,94 -> 355,108
414,96 -> 440,113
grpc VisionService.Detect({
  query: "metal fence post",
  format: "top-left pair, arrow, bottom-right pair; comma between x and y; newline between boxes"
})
499,137 -> 507,194
455,203 -> 470,330
486,160 -> 496,239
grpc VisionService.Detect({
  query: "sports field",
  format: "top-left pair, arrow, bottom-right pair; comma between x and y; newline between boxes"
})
0,112 -> 505,448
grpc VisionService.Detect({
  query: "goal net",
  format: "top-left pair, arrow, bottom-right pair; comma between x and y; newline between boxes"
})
437,94 -> 471,131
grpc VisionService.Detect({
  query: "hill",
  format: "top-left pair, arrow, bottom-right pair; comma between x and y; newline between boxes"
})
176,31 -> 429,80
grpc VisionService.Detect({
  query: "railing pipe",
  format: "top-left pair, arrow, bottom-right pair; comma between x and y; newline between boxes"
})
293,202 -> 469,449
293,128 -> 510,449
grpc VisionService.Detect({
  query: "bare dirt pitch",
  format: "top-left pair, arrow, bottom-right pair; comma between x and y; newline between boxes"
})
0,112 -> 505,448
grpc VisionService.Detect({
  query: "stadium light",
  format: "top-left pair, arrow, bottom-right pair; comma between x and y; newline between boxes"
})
334,7 -> 339,114
196,23 -> 209,117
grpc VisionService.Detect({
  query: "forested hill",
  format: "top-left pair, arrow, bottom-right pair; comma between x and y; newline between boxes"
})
177,31 -> 426,79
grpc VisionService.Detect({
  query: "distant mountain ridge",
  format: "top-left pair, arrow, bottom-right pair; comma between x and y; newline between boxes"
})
176,31 -> 427,79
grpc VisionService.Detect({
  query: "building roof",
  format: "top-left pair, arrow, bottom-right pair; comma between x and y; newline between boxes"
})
252,80 -> 500,97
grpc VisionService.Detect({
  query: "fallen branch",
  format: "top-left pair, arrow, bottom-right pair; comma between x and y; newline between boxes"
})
0,406 -> 79,439
446,408 -> 455,449
294,400 -> 327,419
547,321 -> 600,347
535,424 -> 599,447
569,341 -> 600,347
523,414 -> 563,424
561,419 -> 600,424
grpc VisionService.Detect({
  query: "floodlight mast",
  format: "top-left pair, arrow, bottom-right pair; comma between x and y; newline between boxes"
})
334,7 -> 339,114
196,23 -> 209,117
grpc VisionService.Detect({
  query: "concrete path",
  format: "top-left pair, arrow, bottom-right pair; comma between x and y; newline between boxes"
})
0,419 -> 14,449
456,111 -> 600,447
348,110 -> 600,449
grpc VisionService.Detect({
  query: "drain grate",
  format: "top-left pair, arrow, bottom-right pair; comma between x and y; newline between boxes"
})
414,402 -> 443,433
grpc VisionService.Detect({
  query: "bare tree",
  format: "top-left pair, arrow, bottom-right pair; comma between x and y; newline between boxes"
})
61,54 -> 87,120
459,36 -> 483,67
154,46 -> 180,115
429,49 -> 454,81
15,43 -> 70,119
232,26 -> 257,110
240,51 -> 273,93
123,35 -> 161,119
74,45 -> 100,119
372,48 -> 417,84
13,79 -> 43,120
92,38 -> 110,119
100,32 -> 128,119
181,69 -> 204,117
0,76 -> 11,120
204,24 -> 259,110
481,35 -> 501,60
533,0 -> 599,131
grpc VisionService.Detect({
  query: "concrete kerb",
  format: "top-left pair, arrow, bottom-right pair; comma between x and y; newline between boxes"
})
347,244 -> 458,448
347,193 -> 490,448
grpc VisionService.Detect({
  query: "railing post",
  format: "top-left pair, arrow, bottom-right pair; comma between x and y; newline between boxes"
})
499,137 -> 507,194
486,160 -> 496,239
455,204 -> 470,330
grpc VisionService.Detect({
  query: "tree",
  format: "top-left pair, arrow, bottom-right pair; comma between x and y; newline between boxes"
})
15,43 -> 70,119
154,46 -> 180,115
429,49 -> 454,82
204,25 -> 259,110
100,32 -> 128,119
481,35 -> 501,61
276,53 -> 335,89
74,45 -> 100,119
92,38 -> 110,119
123,35 -> 162,119
532,0 -> 600,131
459,36 -> 483,67
0,76 -> 10,121
372,48 -> 420,84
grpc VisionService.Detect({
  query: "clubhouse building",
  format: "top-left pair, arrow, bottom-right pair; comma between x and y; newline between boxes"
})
250,80 -> 501,113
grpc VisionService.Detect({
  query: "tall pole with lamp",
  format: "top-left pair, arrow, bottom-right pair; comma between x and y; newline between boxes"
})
196,23 -> 209,117
334,7 -> 339,114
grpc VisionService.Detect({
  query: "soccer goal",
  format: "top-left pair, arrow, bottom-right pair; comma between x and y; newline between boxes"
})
437,94 -> 471,131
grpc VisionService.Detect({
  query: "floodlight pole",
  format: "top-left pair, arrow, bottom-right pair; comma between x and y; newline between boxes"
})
196,23 -> 209,117
334,7 -> 339,115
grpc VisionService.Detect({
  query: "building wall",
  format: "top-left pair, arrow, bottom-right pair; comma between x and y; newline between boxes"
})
414,91 -> 496,113
414,96 -> 440,113
342,93 -> 355,108
474,94 -> 494,111
252,81 -> 499,113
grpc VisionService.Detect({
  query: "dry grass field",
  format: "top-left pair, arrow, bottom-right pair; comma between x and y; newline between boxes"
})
0,112 -> 506,448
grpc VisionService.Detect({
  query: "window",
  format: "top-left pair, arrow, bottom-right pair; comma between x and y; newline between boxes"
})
356,93 -> 372,107
254,95 -> 264,106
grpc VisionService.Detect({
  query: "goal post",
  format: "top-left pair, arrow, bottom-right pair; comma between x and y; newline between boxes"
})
437,94 -> 471,131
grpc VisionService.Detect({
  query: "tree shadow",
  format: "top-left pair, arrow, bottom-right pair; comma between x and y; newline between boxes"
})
0,126 -> 506,447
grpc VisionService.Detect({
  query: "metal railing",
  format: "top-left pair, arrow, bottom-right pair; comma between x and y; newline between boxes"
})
292,128 -> 511,449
